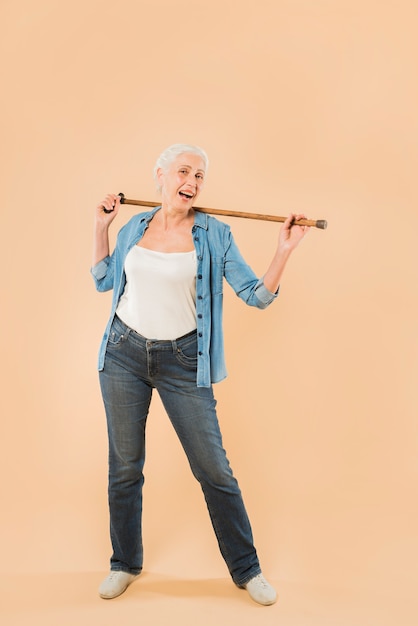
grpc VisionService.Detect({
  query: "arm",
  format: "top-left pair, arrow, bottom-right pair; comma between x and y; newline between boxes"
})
92,193 -> 121,267
222,213 -> 309,308
262,213 -> 309,293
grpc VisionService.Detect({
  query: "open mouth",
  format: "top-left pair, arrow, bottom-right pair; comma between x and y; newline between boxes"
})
179,191 -> 194,199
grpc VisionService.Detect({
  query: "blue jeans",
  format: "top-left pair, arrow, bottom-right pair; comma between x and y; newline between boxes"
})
99,315 -> 261,587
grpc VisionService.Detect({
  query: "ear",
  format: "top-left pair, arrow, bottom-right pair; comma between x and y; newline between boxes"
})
156,167 -> 165,188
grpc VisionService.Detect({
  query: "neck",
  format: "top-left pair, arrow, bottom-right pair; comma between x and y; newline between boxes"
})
157,204 -> 194,230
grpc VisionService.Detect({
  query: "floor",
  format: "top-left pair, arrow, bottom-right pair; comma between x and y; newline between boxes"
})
1,571 -> 416,626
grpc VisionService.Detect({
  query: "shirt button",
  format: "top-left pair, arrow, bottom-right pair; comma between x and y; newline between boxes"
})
198,332 -> 202,337
198,295 -> 202,300
194,236 -> 199,241
198,255 -> 202,261
198,351 -> 203,356
197,274 -> 202,279
198,314 -> 202,319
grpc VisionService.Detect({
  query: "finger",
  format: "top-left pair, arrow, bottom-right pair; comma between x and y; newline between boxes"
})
292,214 -> 311,233
99,194 -> 118,214
283,213 -> 295,229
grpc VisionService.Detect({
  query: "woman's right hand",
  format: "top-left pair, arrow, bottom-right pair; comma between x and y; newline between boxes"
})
95,193 -> 121,228
92,194 -> 121,266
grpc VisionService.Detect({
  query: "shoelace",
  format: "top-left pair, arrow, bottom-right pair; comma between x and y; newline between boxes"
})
251,574 -> 269,588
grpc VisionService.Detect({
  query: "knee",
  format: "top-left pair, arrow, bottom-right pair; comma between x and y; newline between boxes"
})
193,458 -> 240,493
108,452 -> 144,487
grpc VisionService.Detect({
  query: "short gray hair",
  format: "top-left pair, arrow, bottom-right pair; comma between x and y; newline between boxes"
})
153,143 -> 209,191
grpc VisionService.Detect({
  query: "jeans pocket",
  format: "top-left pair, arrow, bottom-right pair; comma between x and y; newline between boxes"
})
174,335 -> 198,370
107,318 -> 130,348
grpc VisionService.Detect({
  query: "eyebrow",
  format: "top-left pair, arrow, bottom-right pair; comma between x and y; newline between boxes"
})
179,164 -> 205,174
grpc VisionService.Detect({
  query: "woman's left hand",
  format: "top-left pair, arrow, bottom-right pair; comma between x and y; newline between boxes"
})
278,213 -> 310,253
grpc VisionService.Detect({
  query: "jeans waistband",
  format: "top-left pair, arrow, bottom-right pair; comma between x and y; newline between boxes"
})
114,314 -> 197,346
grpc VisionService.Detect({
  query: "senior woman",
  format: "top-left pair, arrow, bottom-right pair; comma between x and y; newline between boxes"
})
91,143 -> 308,606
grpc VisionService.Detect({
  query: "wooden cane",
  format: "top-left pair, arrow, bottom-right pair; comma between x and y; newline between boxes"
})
110,193 -> 327,229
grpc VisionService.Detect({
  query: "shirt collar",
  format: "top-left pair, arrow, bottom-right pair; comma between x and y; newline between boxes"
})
193,209 -> 209,230
140,206 -> 161,223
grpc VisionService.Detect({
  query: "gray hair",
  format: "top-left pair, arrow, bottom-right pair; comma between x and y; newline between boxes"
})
153,143 -> 209,191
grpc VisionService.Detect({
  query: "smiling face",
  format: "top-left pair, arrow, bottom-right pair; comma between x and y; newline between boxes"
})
157,152 -> 206,210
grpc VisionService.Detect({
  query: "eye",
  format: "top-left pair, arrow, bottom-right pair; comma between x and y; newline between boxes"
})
196,173 -> 204,180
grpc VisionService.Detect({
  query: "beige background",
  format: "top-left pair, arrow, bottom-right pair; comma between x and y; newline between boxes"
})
1,0 -> 417,624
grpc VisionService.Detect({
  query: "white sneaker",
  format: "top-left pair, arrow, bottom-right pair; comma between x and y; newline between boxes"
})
245,573 -> 277,605
99,571 -> 138,599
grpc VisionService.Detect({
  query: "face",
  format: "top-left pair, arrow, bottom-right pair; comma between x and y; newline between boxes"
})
158,152 -> 206,210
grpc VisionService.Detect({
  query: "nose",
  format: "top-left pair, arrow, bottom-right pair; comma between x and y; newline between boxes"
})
186,172 -> 197,188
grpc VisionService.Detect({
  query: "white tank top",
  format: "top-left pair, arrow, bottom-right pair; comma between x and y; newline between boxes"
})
116,245 -> 197,339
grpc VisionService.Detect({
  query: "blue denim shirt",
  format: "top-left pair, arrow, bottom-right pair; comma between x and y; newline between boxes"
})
91,207 -> 278,387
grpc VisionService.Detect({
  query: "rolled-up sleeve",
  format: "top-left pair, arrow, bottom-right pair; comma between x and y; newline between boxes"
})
90,255 -> 114,292
253,278 -> 279,307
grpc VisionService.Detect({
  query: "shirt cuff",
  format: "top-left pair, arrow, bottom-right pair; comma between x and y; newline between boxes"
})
254,278 -> 279,305
90,257 -> 110,280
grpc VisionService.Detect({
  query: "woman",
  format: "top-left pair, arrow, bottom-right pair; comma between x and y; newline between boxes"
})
91,143 -> 308,605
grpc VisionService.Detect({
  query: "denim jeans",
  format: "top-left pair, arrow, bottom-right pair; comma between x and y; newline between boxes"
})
99,315 -> 261,586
